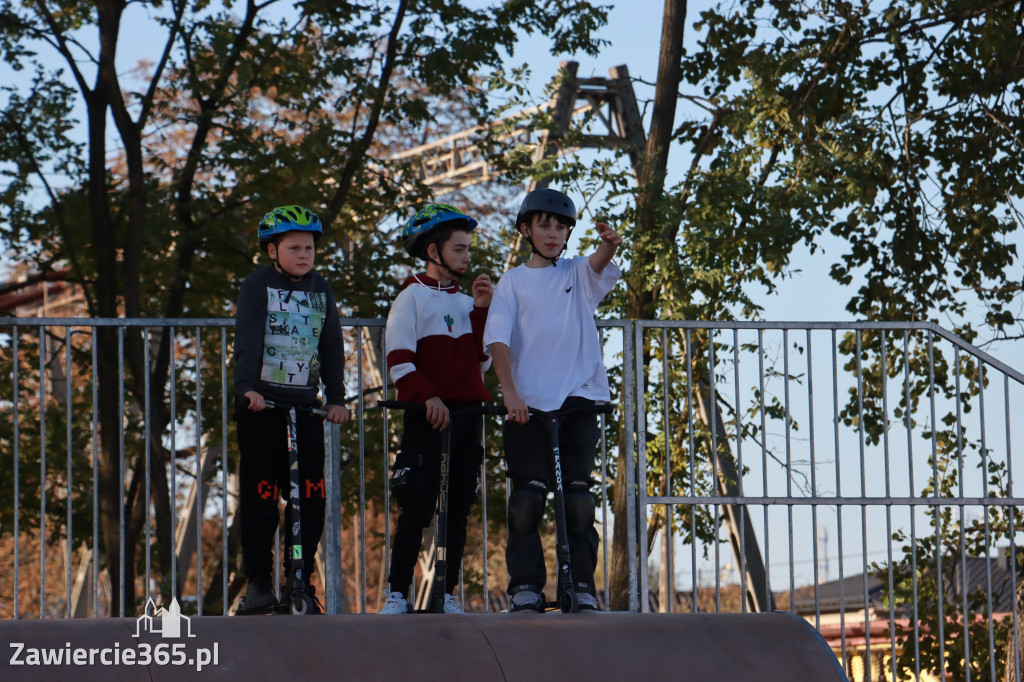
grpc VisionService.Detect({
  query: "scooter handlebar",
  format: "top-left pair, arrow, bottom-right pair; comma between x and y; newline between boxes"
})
527,403 -> 614,418
262,399 -> 328,418
379,400 -> 507,416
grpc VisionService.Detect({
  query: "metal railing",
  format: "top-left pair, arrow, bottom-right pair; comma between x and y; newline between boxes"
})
633,321 -> 1023,682
0,317 -> 623,619
1,316 -> 1021,681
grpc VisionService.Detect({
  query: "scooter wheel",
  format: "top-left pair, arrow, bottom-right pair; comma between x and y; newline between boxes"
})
560,590 -> 578,614
289,592 -> 309,615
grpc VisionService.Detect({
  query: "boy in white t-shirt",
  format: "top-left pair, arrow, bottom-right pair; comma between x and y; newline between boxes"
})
483,188 -> 622,612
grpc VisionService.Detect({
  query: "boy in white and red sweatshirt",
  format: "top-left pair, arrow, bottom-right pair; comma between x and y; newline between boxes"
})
380,204 -> 493,614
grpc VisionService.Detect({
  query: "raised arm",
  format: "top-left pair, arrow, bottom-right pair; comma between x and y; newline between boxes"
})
588,222 -> 623,274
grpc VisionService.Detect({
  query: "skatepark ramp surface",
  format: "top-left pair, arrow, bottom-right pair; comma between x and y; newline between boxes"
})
2,611 -> 847,681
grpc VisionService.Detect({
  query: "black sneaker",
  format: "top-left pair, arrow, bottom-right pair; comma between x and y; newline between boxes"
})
237,580 -> 278,615
508,589 -> 544,613
577,593 -> 601,611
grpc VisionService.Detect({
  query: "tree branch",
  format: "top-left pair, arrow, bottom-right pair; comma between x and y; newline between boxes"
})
321,0 -> 410,232
30,0 -> 93,98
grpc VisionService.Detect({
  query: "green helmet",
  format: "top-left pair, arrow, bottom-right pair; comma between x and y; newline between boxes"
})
258,205 -> 322,252
401,204 -> 478,259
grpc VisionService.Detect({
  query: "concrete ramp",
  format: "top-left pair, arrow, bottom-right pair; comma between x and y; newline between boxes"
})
1,611 -> 847,681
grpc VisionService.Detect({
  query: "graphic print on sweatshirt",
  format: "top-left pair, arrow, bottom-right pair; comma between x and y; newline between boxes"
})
260,287 -> 326,387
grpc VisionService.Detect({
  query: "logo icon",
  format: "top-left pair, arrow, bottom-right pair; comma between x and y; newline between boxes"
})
443,314 -> 454,332
565,285 -> 572,293
134,598 -> 196,639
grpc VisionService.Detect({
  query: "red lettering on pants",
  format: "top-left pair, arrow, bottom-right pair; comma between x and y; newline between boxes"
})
257,480 -> 278,500
305,479 -> 325,499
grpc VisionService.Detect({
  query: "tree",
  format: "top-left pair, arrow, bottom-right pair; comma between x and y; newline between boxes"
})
0,0 -> 608,614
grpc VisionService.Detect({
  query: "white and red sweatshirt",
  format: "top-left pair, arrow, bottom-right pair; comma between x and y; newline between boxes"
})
385,274 -> 492,403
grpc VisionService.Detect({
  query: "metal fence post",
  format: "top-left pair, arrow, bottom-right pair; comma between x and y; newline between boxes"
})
324,421 -> 344,614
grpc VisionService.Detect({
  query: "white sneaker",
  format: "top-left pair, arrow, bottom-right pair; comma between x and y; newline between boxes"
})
443,594 -> 464,614
577,592 -> 601,611
379,592 -> 408,614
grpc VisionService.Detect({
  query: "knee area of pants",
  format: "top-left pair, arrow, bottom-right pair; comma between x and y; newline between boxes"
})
395,496 -> 434,526
564,489 -> 595,534
507,488 -> 545,535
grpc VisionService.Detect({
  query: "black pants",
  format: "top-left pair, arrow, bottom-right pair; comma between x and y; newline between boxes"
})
504,396 -> 600,596
387,407 -> 484,598
236,402 -> 326,584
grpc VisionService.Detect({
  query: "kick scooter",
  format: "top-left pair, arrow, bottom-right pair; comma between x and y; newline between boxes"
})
240,399 -> 326,615
526,402 -> 613,613
381,400 -> 504,613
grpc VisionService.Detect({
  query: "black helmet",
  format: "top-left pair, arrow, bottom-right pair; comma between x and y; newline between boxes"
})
514,189 -> 577,231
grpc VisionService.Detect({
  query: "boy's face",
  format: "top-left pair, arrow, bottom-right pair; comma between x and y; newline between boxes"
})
522,212 -> 569,259
431,230 -> 472,276
268,231 -> 316,276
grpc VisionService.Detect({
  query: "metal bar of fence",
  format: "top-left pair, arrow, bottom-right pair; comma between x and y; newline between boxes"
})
599,404 -> 610,611
118,327 -> 125,618
831,329 -> 847,667
632,320 -> 646,613
169,325 -> 177,604
709,331 -> 721,613
758,329 -> 771,614
661,327 -> 671,613
480,409 -> 489,612
65,327 -> 72,619
928,331 -> 947,681
196,326 -> 203,616
955,347 -> 970,682
91,331 -> 99,618
220,330 -> 229,616
324,420 -> 342,615
807,330 -> 819,630
980,363 -> 996,682
144,328 -> 152,609
39,326 -> 46,618
357,330 -> 367,614
881,332 -> 897,682
854,333 -> 871,675
784,329 -> 794,615
904,331 -> 922,681
1008,373 -> 1022,682
622,318 -> 637,614
13,329 -> 20,619
734,330 -> 745,616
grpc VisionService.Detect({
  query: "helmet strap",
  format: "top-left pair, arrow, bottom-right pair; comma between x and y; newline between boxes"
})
425,243 -> 465,282
267,243 -> 307,281
271,259 -> 308,281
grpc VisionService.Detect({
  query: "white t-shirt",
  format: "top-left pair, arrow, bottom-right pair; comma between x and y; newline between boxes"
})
484,256 -> 621,411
